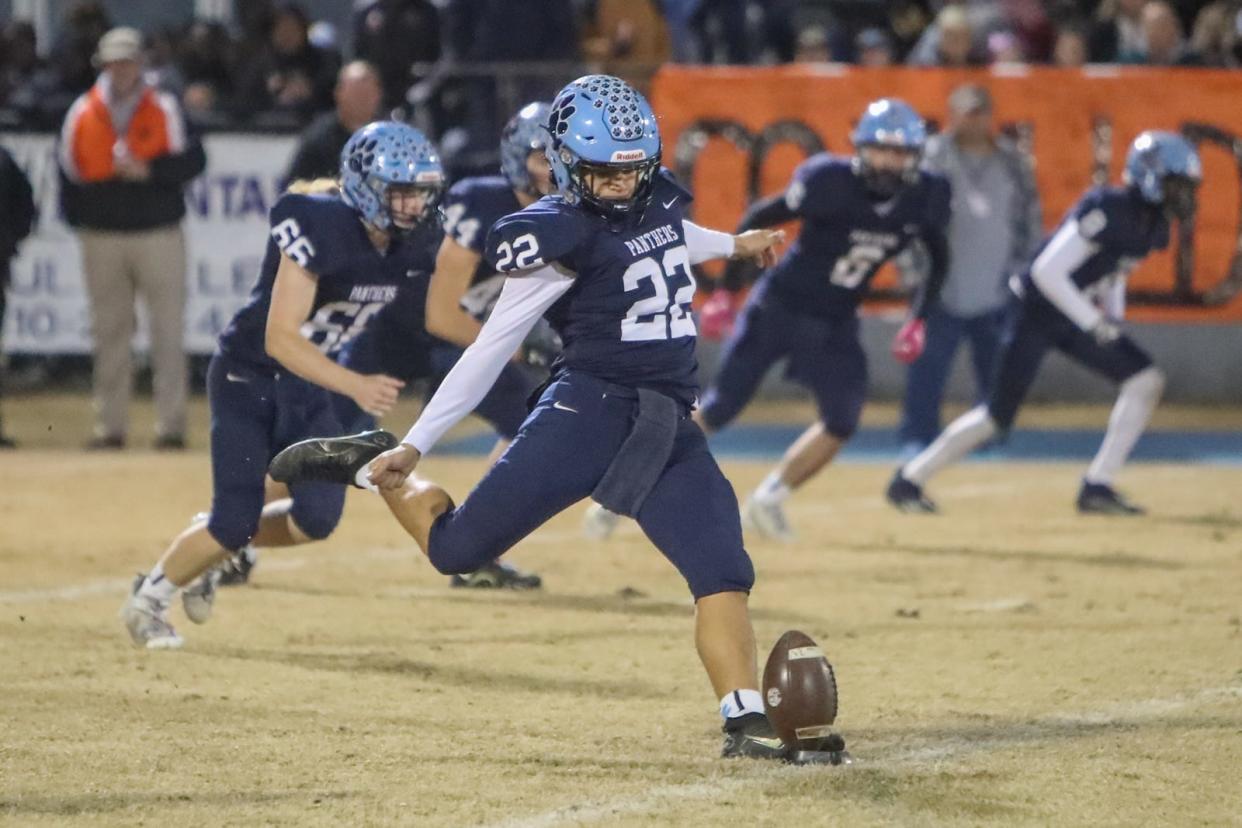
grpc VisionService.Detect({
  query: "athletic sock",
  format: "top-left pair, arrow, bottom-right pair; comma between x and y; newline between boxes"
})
720,688 -> 766,720
1086,367 -> 1164,486
138,564 -> 177,605
753,471 -> 791,505
902,405 -> 998,486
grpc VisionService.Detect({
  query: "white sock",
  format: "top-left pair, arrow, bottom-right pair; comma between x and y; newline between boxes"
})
138,564 -> 177,605
1086,367 -> 1164,485
720,688 -> 765,720
902,405 -> 998,486
353,466 -> 378,492
753,471 -> 791,505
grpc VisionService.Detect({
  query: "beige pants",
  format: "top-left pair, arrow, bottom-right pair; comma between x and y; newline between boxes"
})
79,225 -> 187,440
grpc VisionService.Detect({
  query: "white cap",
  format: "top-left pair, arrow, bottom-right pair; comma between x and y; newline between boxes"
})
95,27 -> 143,65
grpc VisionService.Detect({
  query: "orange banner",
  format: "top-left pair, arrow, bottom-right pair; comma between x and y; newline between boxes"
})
651,66 -> 1242,322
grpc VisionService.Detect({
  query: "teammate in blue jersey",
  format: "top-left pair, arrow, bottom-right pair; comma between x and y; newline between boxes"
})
887,131 -> 1201,515
268,76 -> 847,762
332,102 -> 557,589
588,99 -> 951,542
120,122 -> 445,649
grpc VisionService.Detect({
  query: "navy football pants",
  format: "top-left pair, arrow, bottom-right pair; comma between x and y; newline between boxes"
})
427,372 -> 756,599
699,286 -> 867,440
987,299 -> 1153,430
205,355 -> 346,551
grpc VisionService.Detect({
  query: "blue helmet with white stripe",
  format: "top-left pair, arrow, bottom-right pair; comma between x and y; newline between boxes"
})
340,121 -> 444,235
1124,130 -> 1202,220
501,101 -> 553,196
850,98 -> 926,198
545,75 -> 661,217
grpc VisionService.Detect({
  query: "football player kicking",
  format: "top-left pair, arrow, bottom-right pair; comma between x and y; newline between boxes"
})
120,122 -> 444,649
887,131 -> 1200,515
585,99 -> 950,542
271,75 -> 847,761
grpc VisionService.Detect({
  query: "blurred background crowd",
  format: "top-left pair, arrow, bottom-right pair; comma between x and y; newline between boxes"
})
3,0 -> 1241,135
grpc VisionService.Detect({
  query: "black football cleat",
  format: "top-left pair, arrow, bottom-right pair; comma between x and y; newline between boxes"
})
269,430 -> 399,486
788,732 -> 852,766
886,471 -> 937,514
721,713 -> 790,761
450,560 -> 543,590
217,546 -> 259,587
1077,481 -> 1145,515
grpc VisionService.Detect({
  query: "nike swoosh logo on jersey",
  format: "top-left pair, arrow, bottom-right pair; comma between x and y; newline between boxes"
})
552,401 -> 579,414
225,373 -> 251,383
662,197 -> 678,209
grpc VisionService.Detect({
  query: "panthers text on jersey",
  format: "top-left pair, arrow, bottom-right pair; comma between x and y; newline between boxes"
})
216,191 -> 437,372
484,170 -> 699,405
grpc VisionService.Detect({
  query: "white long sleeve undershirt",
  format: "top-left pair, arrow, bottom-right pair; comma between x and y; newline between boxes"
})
403,266 -> 573,453
1029,218 -> 1104,331
401,219 -> 737,455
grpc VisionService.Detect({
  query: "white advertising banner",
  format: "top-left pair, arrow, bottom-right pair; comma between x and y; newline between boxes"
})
0,132 -> 297,354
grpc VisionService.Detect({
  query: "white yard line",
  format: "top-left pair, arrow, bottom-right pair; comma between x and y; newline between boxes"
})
482,685 -> 1242,828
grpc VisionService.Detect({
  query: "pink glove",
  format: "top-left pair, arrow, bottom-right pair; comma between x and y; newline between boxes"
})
698,288 -> 738,341
891,318 -> 926,364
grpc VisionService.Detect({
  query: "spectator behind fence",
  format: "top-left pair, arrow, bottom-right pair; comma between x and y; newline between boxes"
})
1052,23 -> 1090,66
898,85 -> 1042,451
0,144 -> 36,448
353,0 -> 441,111
1089,0 -> 1147,62
855,27 -> 896,66
908,5 -> 984,67
1125,1 -> 1205,65
1192,0 -> 1242,66
57,27 -> 206,451
177,20 -> 238,122
235,3 -> 339,124
283,61 -> 383,182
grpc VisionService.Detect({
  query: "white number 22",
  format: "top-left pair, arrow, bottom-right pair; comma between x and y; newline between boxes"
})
621,246 -> 696,341
494,233 -> 543,272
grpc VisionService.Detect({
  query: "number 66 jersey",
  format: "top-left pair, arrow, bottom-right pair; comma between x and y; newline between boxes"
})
485,170 -> 701,406
767,154 -> 950,318
216,190 -> 435,372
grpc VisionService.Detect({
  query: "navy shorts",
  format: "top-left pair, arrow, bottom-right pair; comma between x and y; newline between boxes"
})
205,354 -> 347,551
987,298 -> 1154,430
699,283 -> 868,439
426,371 -> 755,599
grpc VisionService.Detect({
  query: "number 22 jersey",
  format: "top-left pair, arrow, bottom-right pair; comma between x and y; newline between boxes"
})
485,171 -> 700,405
216,191 -> 437,373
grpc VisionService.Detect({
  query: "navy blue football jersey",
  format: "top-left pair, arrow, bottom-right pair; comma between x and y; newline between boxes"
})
484,170 -> 699,404
216,192 -> 436,371
1017,185 -> 1169,314
764,154 -> 951,318
441,175 -> 523,320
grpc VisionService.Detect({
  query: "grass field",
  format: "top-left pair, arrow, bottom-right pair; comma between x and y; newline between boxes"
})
2,394 -> 1240,826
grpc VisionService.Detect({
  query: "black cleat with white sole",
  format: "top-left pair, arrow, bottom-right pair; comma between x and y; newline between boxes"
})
269,430 -> 399,487
721,713 -> 790,760
886,471 -> 937,514
450,561 -> 543,590
1077,480 -> 1145,515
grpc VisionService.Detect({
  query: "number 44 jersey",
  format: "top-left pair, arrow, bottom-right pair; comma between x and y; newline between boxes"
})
217,191 -> 436,372
485,170 -> 700,406
765,154 -> 950,319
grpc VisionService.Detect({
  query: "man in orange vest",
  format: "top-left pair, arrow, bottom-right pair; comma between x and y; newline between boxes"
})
58,27 -> 206,450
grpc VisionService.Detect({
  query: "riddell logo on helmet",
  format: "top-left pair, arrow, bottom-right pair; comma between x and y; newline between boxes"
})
610,149 -> 647,162
415,171 -> 442,183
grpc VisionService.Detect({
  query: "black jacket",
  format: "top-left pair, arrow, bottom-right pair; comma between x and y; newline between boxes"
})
0,145 -> 36,262
283,111 -> 352,184
59,137 -> 206,232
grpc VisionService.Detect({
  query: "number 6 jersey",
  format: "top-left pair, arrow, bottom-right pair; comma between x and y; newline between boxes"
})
217,190 -> 436,372
765,154 -> 951,319
485,170 -> 700,405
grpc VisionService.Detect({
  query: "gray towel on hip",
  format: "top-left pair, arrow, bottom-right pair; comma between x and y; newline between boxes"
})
591,387 -> 679,518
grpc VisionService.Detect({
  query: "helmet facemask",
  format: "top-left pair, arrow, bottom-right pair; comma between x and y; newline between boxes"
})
568,153 -> 661,218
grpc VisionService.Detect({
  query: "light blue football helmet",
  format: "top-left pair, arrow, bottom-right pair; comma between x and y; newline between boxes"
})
545,75 -> 661,217
1123,130 -> 1202,220
501,101 -> 553,196
340,121 -> 444,234
850,98 -> 926,198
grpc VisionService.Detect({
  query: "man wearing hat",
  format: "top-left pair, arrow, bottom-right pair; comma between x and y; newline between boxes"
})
898,83 -> 1042,451
58,27 -> 206,450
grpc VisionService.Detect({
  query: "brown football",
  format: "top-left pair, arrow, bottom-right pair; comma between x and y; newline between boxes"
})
762,630 -> 839,752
